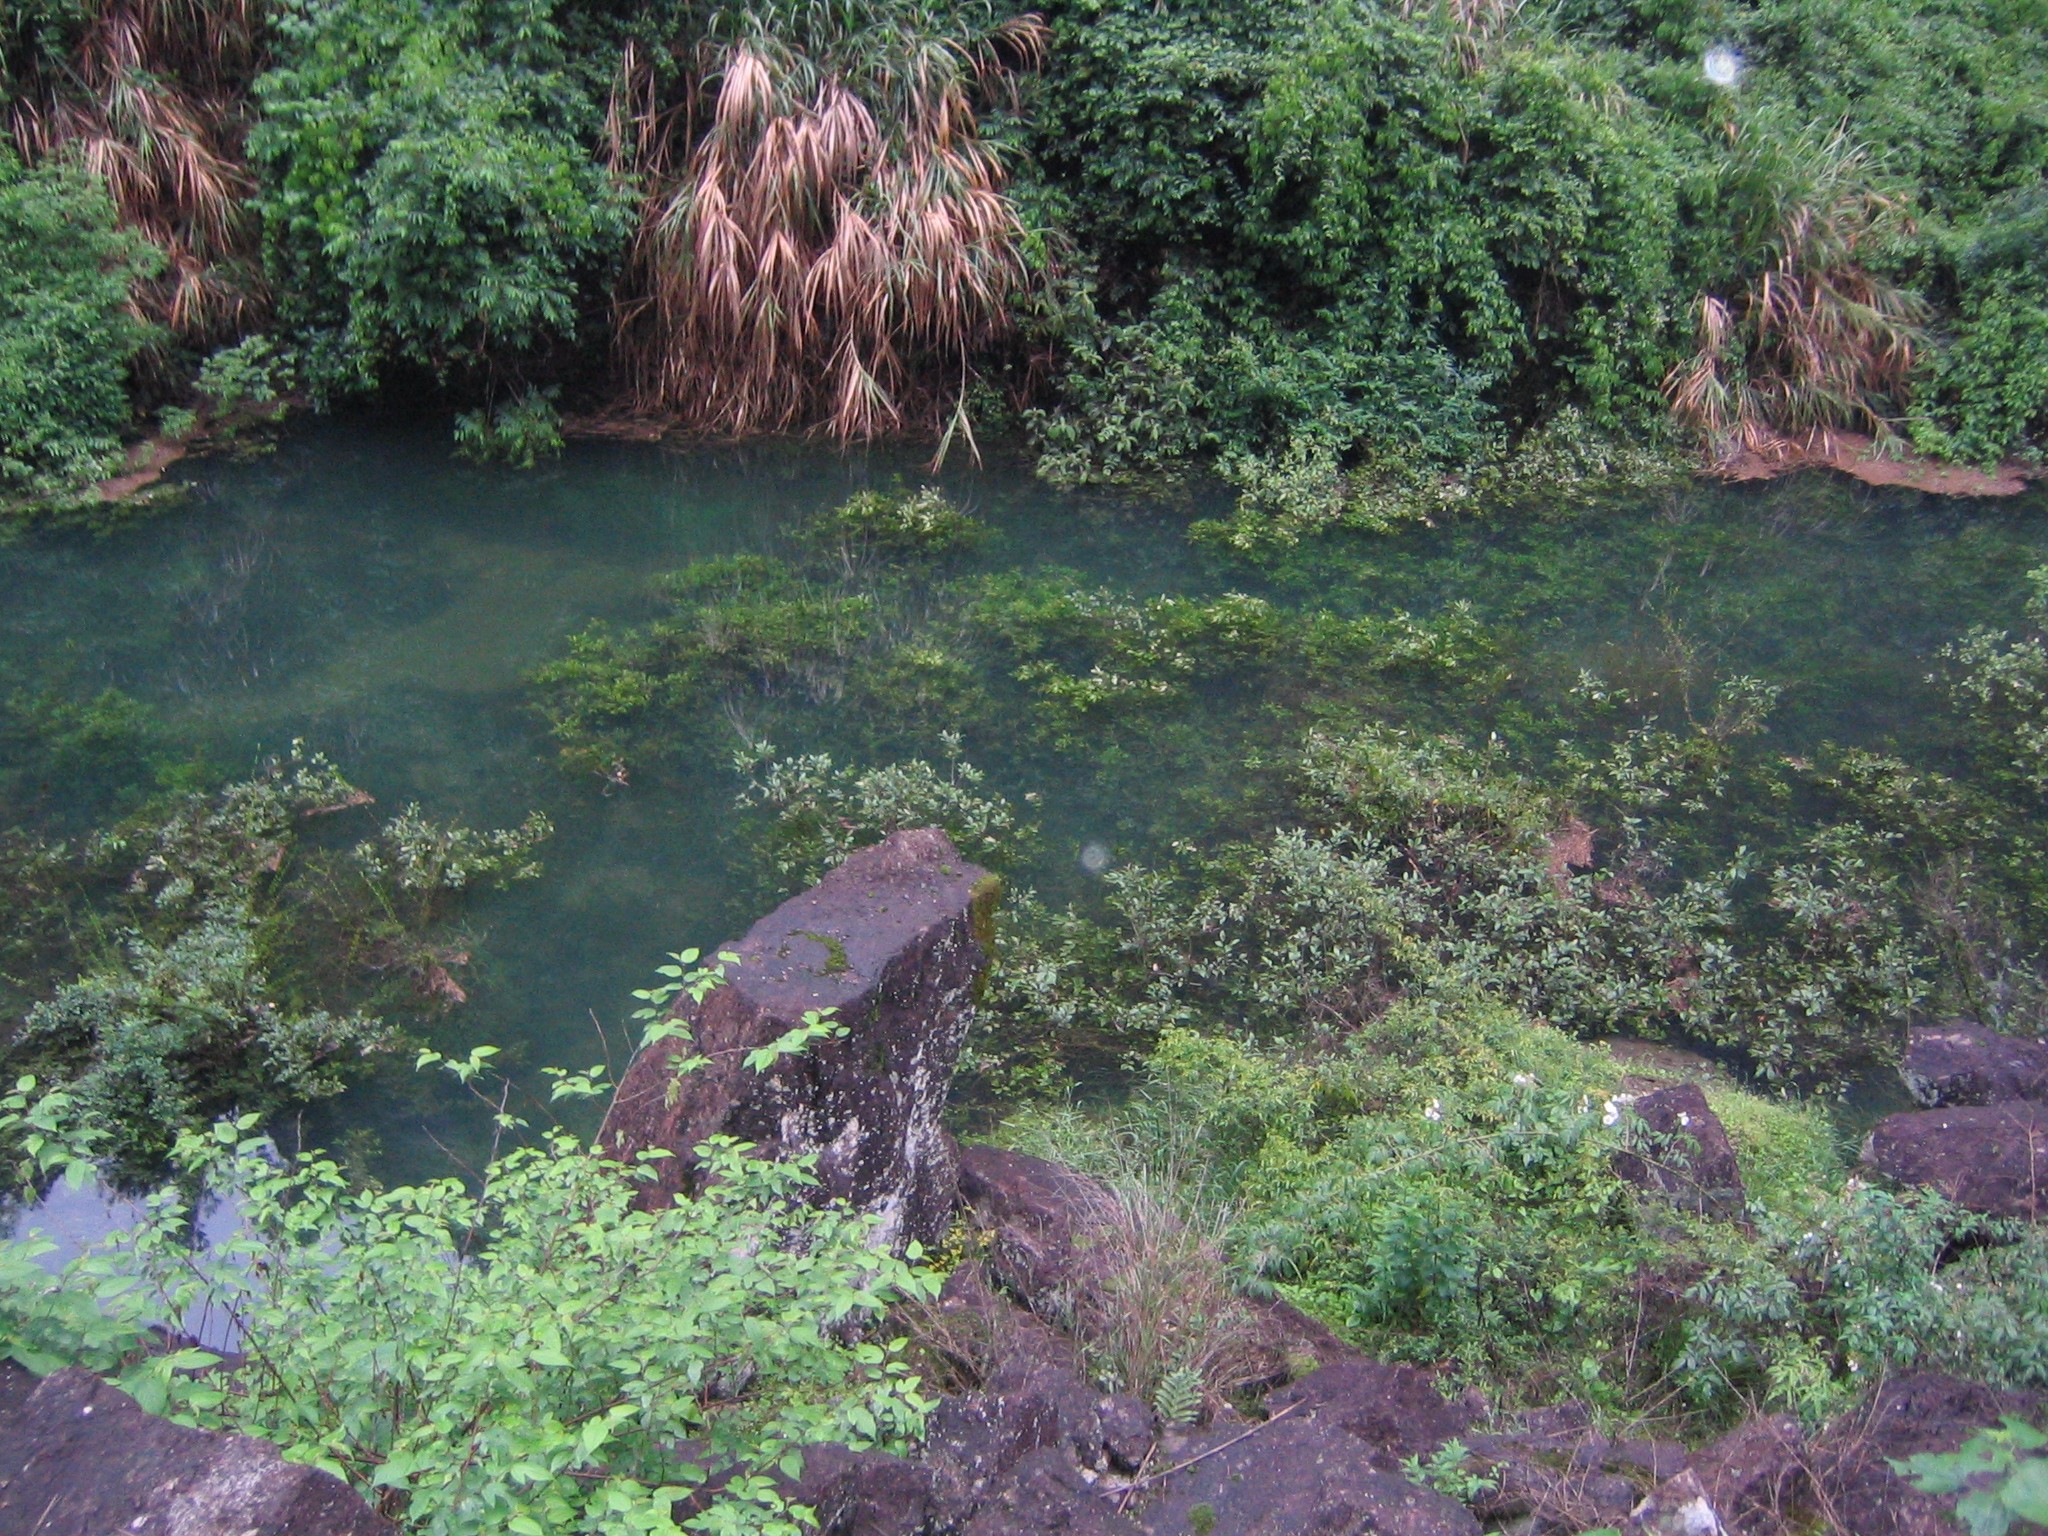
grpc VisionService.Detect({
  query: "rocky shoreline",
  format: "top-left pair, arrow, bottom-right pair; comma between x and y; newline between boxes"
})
5,829 -> 2047,1536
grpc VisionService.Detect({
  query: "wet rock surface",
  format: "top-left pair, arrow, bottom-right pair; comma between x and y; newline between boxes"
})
1137,1414 -> 1481,1536
1611,1082 -> 1748,1220
961,1448 -> 1142,1536
1809,1371 -> 2045,1536
1684,1413 -> 1807,1536
1265,1359 -> 1477,1473
924,1362 -> 1156,1504
1862,1101 -> 2048,1219
955,1145 -> 1120,1312
781,1444 -> 942,1536
0,1367 -> 391,1536
602,828 -> 993,1250
1901,1020 -> 2048,1107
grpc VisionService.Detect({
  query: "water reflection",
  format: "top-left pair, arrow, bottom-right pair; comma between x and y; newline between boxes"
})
4,1178 -> 246,1352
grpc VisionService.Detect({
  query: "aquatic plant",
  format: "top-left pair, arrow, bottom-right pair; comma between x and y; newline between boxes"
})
735,737 -> 1030,889
803,486 -> 987,567
0,741 -> 555,1172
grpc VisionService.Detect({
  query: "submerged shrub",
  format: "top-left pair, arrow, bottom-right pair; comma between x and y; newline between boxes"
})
735,738 -> 1031,889
804,488 -> 988,566
1,742 -> 553,1172
453,387 -> 565,467
15,904 -> 391,1169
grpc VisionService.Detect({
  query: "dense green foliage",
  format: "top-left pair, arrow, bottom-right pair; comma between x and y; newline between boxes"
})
1021,0 -> 2048,514
0,150 -> 157,501
251,0 -> 627,398
6,0 -> 2046,506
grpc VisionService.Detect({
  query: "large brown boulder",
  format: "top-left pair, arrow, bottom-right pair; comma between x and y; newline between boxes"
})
0,1367 -> 391,1535
601,828 -> 994,1251
1901,1020 -> 2048,1107
1612,1082 -> 1748,1221
1862,1102 -> 2048,1219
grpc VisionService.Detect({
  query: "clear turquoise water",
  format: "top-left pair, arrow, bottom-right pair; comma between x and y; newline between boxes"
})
4,419 -> 2045,1173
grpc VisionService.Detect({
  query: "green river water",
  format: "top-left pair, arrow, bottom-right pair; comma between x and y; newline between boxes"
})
4,419 -> 2046,1178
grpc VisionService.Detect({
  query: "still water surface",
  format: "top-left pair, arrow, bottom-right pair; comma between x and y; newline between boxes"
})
3,420 -> 2044,1176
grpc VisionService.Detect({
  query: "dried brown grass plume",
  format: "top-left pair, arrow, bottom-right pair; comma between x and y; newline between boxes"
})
607,1 -> 1047,458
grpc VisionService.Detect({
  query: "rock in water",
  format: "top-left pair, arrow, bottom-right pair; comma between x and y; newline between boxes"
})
602,828 -> 994,1251
1862,1102 -> 2048,1219
0,1367 -> 391,1535
1900,1020 -> 2048,1107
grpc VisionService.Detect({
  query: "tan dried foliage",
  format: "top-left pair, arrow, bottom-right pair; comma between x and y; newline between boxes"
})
1664,129 -> 1928,463
7,0 -> 263,345
609,7 -> 1047,455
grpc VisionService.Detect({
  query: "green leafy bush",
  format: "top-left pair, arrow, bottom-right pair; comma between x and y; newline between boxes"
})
0,148 -> 157,503
0,1045 -> 940,1536
453,388 -> 565,467
1677,1187 -> 2048,1419
251,0 -> 626,393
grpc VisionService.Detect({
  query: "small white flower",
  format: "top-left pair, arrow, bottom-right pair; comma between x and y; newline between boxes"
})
1424,1098 -> 1444,1122
1512,1073 -> 1536,1087
1602,1097 -> 1624,1127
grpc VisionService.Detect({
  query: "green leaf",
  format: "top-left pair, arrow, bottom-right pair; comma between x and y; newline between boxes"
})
1957,1488 -> 2015,1536
2001,1458 -> 2048,1524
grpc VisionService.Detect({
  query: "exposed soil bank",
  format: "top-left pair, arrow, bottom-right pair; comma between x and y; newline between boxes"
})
1716,431 -> 2037,496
